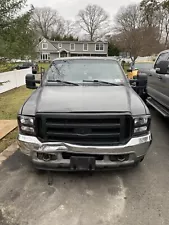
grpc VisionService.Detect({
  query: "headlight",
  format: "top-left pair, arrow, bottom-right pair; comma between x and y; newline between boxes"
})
133,115 -> 151,136
18,115 -> 35,135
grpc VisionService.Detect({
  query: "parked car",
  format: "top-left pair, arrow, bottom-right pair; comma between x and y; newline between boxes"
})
145,50 -> 169,117
17,57 -> 152,171
15,62 -> 39,74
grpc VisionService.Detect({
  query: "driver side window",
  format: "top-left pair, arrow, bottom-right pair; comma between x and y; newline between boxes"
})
154,52 -> 169,69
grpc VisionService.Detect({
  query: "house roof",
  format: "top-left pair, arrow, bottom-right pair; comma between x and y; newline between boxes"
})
50,40 -> 108,44
69,51 -> 107,54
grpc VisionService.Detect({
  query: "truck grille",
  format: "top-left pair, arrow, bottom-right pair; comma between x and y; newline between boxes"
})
35,113 -> 132,146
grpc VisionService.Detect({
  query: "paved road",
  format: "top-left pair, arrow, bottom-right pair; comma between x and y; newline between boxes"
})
0,109 -> 169,225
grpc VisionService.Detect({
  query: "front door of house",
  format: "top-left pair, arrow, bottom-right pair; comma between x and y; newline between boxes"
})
60,51 -> 67,57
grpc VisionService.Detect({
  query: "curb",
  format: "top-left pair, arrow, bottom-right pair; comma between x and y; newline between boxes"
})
0,142 -> 18,165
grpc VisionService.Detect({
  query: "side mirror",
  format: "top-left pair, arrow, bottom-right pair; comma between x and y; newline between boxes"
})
25,74 -> 37,89
156,60 -> 169,74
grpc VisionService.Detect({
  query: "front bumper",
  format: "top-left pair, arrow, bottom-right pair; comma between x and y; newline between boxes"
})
18,133 -> 152,170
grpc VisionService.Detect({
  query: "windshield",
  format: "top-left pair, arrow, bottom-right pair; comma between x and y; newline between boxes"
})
45,59 -> 126,85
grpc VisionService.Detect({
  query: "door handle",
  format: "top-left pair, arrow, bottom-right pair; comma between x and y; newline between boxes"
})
157,75 -> 162,80
149,74 -> 152,76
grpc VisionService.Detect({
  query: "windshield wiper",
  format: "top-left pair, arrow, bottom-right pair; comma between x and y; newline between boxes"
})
83,80 -> 123,86
47,79 -> 79,86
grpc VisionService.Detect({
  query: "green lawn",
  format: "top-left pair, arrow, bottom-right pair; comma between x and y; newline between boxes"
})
0,86 -> 33,120
0,130 -> 18,153
123,64 -> 129,73
38,62 -> 50,71
0,86 -> 33,153
0,62 -> 16,72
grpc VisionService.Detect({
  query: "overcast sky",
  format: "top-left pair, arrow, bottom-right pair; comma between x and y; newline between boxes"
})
27,0 -> 141,20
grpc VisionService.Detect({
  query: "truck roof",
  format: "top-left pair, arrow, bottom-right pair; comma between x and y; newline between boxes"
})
52,56 -> 118,62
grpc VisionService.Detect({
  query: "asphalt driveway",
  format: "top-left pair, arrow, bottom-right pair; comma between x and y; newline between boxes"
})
0,109 -> 169,225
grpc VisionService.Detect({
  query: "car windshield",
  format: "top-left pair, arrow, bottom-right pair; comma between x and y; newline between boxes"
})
45,59 -> 126,85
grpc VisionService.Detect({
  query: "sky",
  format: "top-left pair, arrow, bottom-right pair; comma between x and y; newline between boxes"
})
27,0 -> 141,20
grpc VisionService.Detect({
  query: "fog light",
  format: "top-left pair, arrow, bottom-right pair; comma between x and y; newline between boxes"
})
109,155 -> 129,162
37,153 -> 57,161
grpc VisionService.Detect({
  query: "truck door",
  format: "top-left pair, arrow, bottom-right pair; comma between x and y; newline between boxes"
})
156,53 -> 169,109
147,52 -> 169,106
157,73 -> 169,110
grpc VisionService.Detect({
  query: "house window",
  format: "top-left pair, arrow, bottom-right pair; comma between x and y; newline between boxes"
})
83,43 -> 88,51
58,43 -> 62,48
95,43 -> 104,51
41,53 -> 49,60
42,43 -> 48,49
70,43 -> 75,51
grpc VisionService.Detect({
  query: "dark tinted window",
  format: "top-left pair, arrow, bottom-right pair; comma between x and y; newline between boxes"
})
154,53 -> 169,68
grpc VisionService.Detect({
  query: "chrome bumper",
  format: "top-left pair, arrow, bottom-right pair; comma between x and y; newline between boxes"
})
18,133 -> 152,170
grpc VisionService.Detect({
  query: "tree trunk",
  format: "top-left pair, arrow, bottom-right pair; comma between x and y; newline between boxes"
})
165,32 -> 169,48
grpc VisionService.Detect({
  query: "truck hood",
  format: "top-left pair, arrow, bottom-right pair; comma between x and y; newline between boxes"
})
21,86 -> 147,115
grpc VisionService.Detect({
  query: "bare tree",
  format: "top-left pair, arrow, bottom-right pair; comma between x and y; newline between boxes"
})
140,0 -> 160,27
114,4 -> 142,62
140,0 -> 165,42
76,4 -> 110,41
31,7 -> 64,39
114,3 -> 161,63
63,20 -> 75,36
115,4 -> 142,33
160,1 -> 169,48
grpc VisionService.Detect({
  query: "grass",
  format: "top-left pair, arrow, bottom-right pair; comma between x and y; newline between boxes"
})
0,129 -> 18,153
0,62 -> 16,72
0,86 -> 33,153
38,62 -> 50,71
0,86 -> 33,120
123,64 -> 129,73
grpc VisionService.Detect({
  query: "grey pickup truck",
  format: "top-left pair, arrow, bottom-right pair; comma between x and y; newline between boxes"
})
145,50 -> 169,117
17,57 -> 152,171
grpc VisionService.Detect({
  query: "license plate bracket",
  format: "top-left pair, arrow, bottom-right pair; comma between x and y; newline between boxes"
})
70,156 -> 96,171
